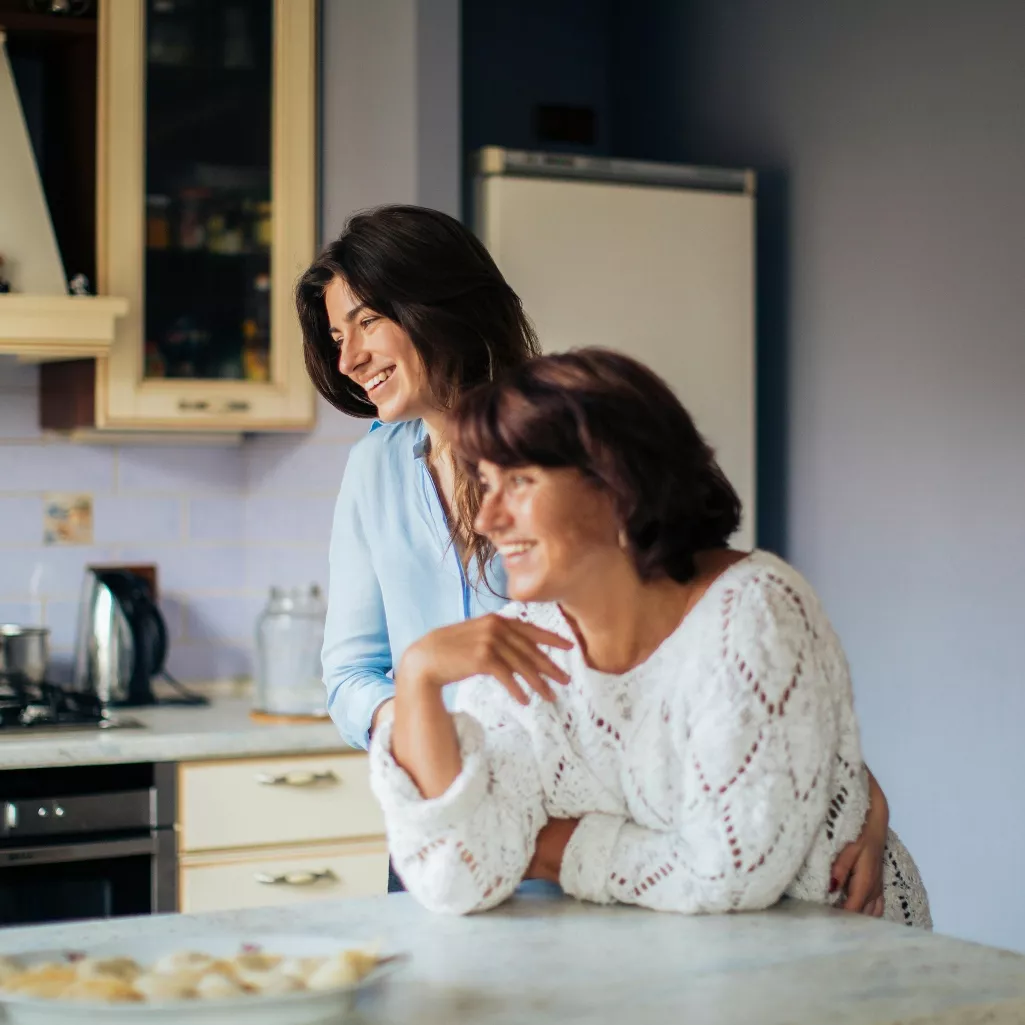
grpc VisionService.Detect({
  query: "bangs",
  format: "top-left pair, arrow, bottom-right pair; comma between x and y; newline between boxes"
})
453,375 -> 587,474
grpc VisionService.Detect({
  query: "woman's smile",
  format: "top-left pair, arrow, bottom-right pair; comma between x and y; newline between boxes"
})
496,540 -> 537,565
364,366 -> 396,395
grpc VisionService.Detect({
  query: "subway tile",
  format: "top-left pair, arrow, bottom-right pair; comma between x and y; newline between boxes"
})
0,497 -> 45,544
245,545 -> 329,593
93,496 -> 183,545
182,593 -> 263,643
188,496 -> 246,542
244,495 -> 336,543
117,445 -> 244,494
117,544 -> 246,595
0,392 -> 42,439
245,436 -> 352,496
157,594 -> 187,643
0,600 -> 44,626
0,546 -> 119,600
0,358 -> 40,391
41,598 -> 81,650
164,641 -> 253,683
0,443 -> 115,492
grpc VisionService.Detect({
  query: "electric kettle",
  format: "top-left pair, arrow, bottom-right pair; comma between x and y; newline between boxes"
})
71,568 -> 168,706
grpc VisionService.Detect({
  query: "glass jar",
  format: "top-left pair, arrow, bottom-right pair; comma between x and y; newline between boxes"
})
253,584 -> 328,717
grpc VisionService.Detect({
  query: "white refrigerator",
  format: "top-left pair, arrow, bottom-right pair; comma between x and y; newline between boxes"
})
474,147 -> 756,550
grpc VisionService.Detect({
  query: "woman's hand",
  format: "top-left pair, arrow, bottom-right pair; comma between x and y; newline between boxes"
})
830,769 -> 889,917
391,615 -> 573,800
397,614 -> 573,701
526,819 -> 579,883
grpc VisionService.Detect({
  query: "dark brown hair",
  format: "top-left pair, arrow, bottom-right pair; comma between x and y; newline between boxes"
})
296,205 -> 540,580
453,348 -> 742,584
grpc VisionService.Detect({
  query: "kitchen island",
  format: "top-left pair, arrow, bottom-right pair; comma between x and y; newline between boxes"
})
1,894 -> 1024,1024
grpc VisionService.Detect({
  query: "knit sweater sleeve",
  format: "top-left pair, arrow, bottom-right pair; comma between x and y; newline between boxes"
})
368,679 -> 547,915
560,570 -> 843,913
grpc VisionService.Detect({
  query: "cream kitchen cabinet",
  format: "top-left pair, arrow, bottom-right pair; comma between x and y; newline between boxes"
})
177,752 -> 388,914
38,0 -> 316,435
180,842 -> 388,914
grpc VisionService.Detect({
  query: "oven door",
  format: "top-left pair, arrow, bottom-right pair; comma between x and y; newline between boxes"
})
0,831 -> 176,926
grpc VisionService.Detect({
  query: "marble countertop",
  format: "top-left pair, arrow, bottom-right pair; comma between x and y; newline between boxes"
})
0,895 -> 1024,1024
0,698 -> 354,769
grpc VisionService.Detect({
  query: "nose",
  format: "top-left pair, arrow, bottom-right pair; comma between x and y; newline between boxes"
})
337,334 -> 370,378
474,487 -> 510,538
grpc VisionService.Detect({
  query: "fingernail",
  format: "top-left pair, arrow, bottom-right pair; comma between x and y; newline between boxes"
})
829,878 -> 838,893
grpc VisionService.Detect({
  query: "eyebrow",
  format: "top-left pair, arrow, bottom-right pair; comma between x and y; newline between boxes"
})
329,302 -> 370,336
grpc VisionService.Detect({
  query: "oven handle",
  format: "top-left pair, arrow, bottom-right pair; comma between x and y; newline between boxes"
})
0,835 -> 157,867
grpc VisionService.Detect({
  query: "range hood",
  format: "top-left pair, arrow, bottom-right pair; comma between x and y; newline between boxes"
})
0,27 -> 126,361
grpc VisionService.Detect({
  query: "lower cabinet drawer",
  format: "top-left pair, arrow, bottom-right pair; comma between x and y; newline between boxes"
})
179,842 -> 389,913
179,753 -> 384,853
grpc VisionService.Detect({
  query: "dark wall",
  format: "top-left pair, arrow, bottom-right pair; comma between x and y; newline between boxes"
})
461,0 -> 615,160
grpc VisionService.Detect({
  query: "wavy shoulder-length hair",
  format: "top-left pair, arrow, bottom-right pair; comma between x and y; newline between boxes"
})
453,348 -> 742,584
296,205 -> 540,583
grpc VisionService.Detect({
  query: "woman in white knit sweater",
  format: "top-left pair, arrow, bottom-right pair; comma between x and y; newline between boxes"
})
369,348 -> 930,926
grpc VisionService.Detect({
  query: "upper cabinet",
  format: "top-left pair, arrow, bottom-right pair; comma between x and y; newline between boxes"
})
7,0 -> 318,434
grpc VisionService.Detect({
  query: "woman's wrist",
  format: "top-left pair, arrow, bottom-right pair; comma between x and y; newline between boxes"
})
369,697 -> 395,739
395,645 -> 443,694
527,818 -> 579,883
866,769 -> 890,839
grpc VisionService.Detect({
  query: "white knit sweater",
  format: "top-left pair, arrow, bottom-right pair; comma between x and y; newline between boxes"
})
370,551 -> 930,925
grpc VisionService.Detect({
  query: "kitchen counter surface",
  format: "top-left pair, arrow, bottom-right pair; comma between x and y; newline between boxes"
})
1,895 -> 1024,1024
0,698 -> 353,769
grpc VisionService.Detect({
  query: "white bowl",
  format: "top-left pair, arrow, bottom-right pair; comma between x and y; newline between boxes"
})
0,933 -> 405,1025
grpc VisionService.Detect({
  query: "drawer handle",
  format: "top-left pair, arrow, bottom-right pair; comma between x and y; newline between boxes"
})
255,868 -> 337,887
177,399 -> 252,413
254,770 -> 340,787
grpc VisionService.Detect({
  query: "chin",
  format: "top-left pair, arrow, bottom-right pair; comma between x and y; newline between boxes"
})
505,574 -> 553,605
372,398 -> 412,422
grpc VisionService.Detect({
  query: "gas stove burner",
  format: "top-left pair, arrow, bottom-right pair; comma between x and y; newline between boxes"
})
0,675 -> 142,732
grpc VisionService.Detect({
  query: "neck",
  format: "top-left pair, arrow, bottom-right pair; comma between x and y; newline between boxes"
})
559,558 -> 695,674
421,411 -> 451,454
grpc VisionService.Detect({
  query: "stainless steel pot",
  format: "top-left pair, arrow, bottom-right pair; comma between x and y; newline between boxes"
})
0,625 -> 50,684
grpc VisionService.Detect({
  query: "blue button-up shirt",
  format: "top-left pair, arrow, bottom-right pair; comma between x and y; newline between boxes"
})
323,418 -> 508,749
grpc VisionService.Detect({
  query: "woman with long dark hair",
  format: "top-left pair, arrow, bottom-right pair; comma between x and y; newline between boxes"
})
298,205 -> 893,909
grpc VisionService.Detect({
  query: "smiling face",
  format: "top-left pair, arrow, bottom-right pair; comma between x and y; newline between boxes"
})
474,460 -> 624,603
324,276 -> 433,422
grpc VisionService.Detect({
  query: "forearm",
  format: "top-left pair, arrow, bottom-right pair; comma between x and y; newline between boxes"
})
562,798 -> 813,914
370,706 -> 546,914
391,675 -> 462,800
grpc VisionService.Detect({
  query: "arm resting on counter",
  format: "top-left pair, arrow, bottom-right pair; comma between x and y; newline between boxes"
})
369,679 -> 547,915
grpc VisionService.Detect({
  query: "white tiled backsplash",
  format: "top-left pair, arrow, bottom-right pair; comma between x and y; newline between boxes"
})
0,358 -> 363,683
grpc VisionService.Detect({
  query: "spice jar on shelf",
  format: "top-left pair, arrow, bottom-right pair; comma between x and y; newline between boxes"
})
146,195 -> 171,249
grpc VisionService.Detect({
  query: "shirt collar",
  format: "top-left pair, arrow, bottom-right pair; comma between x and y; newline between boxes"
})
411,419 -> 430,461
368,418 -> 430,461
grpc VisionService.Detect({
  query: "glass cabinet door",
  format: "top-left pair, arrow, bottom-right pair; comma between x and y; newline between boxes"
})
95,0 -> 315,430
144,0 -> 273,383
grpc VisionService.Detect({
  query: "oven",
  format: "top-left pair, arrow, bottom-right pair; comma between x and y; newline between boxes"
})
0,762 -> 176,926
